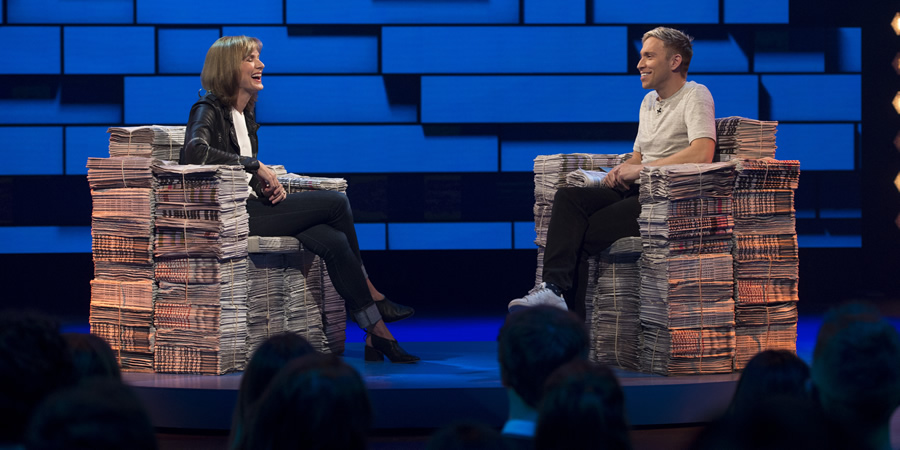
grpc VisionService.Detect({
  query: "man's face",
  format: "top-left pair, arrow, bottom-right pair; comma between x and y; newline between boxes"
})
637,37 -> 674,91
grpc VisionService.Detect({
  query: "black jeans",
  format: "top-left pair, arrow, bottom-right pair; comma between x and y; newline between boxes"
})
542,185 -> 641,319
246,190 -> 381,328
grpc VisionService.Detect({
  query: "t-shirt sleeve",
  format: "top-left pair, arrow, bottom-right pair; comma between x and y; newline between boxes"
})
684,84 -> 716,144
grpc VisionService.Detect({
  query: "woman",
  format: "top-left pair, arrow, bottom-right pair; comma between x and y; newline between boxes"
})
182,35 -> 418,363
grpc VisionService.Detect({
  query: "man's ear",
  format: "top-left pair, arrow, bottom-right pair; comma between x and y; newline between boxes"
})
670,54 -> 683,72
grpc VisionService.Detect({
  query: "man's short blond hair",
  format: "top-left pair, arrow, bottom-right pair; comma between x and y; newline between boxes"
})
642,27 -> 694,75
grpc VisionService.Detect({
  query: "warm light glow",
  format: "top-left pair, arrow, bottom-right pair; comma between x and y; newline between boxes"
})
894,53 -> 900,75
895,172 -> 900,192
893,92 -> 900,114
894,13 -> 900,35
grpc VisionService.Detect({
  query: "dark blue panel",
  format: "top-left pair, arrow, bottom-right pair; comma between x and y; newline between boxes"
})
223,26 -> 377,74
690,75 -> 759,120
501,141 -> 631,172
797,234 -> 861,248
820,209 -> 861,219
66,126 -> 114,175
286,0 -> 519,24
8,0 -> 132,24
356,223 -> 386,251
514,222 -> 537,249
125,76 -> 201,125
594,0 -> 717,24
754,52 -> 825,73
137,0 -> 282,24
257,125 -> 498,173
688,35 -> 749,73
762,75 -> 860,121
0,27 -> 60,74
0,227 -> 91,254
383,27 -> 626,74
388,223 -> 512,250
838,28 -> 861,73
775,124 -> 855,171
0,97 -> 121,125
65,27 -> 155,74
422,76 -> 645,123
524,0 -> 585,23
724,0 -> 788,23
255,77 -> 416,123
0,127 -> 62,175
159,29 -> 221,74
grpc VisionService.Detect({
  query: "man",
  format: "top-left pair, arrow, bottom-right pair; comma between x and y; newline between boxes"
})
509,27 -> 716,319
497,306 -> 590,448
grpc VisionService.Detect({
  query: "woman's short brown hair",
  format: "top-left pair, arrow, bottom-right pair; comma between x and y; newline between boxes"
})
200,35 -> 262,110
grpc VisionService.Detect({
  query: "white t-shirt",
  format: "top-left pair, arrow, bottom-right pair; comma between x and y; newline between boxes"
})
232,108 -> 254,185
633,81 -> 716,164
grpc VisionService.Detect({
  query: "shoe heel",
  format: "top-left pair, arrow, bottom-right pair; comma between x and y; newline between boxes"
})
364,345 -> 385,362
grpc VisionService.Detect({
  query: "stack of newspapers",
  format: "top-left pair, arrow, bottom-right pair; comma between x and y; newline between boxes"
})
532,154 -> 623,286
590,237 -> 643,371
152,162 -> 251,374
87,156 -> 158,372
107,126 -> 186,162
714,117 -> 778,162
638,162 -> 737,375
732,158 -> 800,369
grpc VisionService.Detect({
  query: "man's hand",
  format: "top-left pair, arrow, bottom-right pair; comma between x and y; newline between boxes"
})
256,162 -> 287,205
605,163 -> 643,190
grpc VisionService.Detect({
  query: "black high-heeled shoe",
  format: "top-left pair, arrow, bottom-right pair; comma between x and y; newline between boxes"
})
365,333 -> 420,363
375,297 -> 415,323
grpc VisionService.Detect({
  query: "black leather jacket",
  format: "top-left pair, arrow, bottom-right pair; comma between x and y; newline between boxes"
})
180,92 -> 261,173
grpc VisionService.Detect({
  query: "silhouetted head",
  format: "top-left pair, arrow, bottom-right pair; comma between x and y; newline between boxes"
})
497,306 -> 589,408
63,333 -> 121,381
729,349 -> 809,416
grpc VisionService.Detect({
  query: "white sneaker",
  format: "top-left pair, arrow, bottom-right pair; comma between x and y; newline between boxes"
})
508,282 -> 567,311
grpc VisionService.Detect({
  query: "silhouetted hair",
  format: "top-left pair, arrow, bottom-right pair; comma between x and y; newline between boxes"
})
0,311 -> 75,445
242,353 -> 372,450
63,333 -> 121,381
229,332 -> 316,450
534,360 -> 631,450
811,302 -> 900,444
25,378 -> 157,450
201,35 -> 263,111
427,420 -> 510,450
728,349 -> 809,417
497,306 -> 589,408
642,27 -> 694,74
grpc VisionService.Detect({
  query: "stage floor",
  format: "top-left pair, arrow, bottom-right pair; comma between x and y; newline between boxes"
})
122,315 -> 824,430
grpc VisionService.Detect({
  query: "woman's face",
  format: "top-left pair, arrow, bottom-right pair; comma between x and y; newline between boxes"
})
238,49 -> 264,96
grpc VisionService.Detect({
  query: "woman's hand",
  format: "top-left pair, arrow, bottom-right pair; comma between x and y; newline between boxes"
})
256,162 -> 287,205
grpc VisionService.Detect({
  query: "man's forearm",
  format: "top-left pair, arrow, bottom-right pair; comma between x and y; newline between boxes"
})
644,137 -> 715,167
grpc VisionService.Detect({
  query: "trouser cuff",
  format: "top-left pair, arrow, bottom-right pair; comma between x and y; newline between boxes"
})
352,303 -> 381,329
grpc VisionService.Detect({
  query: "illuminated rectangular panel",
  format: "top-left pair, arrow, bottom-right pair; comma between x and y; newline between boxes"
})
685,35 -> 749,73
223,26 -> 378,74
124,76 -> 201,125
774,124 -> 855,171
762,75 -> 860,121
286,0 -> 519,24
8,0 -> 132,24
797,234 -> 860,248
137,0 -> 282,24
0,127 -> 62,175
383,27 -> 626,74
0,227 -> 91,253
255,77 -> 417,123
514,221 -> 538,249
421,76 -> 644,123
66,126 -> 115,175
0,27 -> 60,73
257,125 -> 498,173
524,0 -> 585,23
819,209 -> 861,218
594,0 -> 717,24
65,27 -> 155,74
724,0 -> 788,23
355,223 -> 386,251
501,141 -> 632,172
690,75 -> 759,119
388,223 -> 512,250
158,29 -> 222,74
754,52 -> 825,73
838,28 -> 861,72
0,98 -> 121,125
